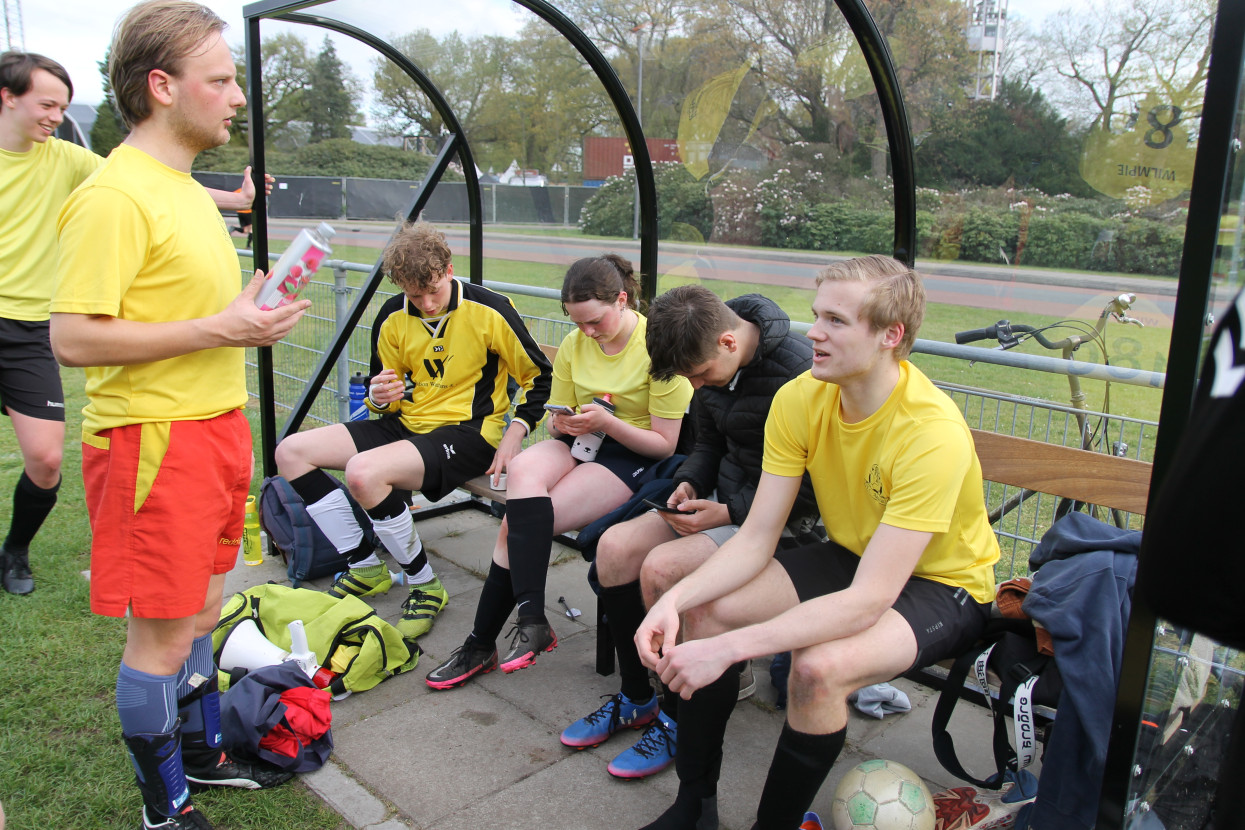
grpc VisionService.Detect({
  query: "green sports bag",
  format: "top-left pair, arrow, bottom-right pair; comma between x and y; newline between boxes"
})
213,583 -> 419,697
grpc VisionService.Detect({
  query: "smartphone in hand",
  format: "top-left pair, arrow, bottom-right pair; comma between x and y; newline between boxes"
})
642,498 -> 694,514
544,403 -> 576,415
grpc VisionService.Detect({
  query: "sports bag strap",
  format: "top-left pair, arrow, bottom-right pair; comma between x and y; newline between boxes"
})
932,644 -> 1006,789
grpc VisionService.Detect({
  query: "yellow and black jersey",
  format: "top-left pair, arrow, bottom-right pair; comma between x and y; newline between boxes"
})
365,278 -> 552,446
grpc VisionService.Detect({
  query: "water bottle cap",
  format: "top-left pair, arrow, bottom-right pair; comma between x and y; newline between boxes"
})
316,222 -> 336,239
350,372 -> 368,384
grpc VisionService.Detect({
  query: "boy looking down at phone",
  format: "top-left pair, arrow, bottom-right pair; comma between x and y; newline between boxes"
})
274,221 -> 551,641
558,286 -> 819,780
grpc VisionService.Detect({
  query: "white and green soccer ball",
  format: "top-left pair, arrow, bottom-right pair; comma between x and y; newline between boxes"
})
830,759 -> 936,830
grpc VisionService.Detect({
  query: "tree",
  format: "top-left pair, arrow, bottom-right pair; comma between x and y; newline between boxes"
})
89,52 -> 125,155
1034,0 -> 1213,131
371,29 -> 508,142
917,78 -> 1092,196
239,33 -> 314,147
305,36 -> 362,143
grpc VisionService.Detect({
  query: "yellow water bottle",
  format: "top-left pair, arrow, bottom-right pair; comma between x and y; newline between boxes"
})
242,495 -> 263,566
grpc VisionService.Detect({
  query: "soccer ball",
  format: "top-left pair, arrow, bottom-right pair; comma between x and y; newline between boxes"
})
830,759 -> 936,830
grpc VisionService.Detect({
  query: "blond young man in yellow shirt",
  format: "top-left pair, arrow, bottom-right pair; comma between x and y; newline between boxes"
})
635,256 -> 1000,830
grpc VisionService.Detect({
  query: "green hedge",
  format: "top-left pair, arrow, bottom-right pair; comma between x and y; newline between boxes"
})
579,163 -> 713,242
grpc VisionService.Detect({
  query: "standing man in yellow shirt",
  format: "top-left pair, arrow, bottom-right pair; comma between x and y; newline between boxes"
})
49,3 -> 308,828
635,256 -> 1000,830
0,49 -> 262,596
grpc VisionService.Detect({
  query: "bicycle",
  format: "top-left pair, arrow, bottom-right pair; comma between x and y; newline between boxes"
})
954,292 -> 1144,527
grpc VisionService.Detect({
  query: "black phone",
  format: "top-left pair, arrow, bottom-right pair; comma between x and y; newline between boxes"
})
642,498 -> 691,514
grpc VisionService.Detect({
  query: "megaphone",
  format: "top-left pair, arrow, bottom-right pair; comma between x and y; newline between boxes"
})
219,618 -> 339,692
219,618 -> 290,673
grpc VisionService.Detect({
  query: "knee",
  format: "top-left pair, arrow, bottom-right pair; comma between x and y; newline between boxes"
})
787,646 -> 850,708
342,457 -> 378,499
639,544 -> 683,600
680,601 -> 727,640
596,526 -> 639,587
273,436 -> 302,475
24,445 -> 62,486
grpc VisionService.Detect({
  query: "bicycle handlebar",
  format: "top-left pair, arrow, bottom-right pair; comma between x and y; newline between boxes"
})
954,326 -> 997,344
954,321 -> 1060,350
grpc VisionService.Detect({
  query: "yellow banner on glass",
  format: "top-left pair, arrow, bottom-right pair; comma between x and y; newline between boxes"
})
678,63 -> 752,180
1080,94 -> 1196,205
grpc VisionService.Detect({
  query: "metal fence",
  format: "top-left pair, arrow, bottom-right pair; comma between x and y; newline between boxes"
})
247,255 -> 1159,581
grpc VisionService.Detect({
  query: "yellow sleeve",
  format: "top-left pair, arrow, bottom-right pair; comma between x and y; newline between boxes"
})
53,185 -> 150,317
646,373 -> 693,420
763,378 -> 812,478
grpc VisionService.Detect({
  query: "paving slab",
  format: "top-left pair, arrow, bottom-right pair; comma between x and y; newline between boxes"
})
225,504 -> 1011,828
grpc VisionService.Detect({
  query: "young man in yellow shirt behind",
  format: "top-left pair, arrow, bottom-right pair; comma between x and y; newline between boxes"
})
50,3 -> 308,827
0,49 -> 260,596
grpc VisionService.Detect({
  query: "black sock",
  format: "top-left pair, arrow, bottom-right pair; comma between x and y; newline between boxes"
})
755,723 -> 846,829
505,497 -> 554,623
470,561 -> 516,647
639,789 -> 718,830
600,580 -> 653,702
4,472 -> 59,551
288,468 -> 340,503
674,662 -> 744,799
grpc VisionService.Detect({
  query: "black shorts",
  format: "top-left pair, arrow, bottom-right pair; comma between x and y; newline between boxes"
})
556,434 -> 654,492
0,318 -> 65,422
344,417 -> 495,502
776,539 -> 990,671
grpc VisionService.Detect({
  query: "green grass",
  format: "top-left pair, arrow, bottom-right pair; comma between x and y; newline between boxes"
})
0,368 -> 343,830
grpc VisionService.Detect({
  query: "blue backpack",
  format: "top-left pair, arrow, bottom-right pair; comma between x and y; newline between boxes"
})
257,475 -> 378,587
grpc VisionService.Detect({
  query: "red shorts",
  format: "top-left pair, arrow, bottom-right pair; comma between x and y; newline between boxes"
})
83,410 -> 252,619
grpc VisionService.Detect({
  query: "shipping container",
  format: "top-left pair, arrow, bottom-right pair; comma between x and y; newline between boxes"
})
583,137 -> 681,180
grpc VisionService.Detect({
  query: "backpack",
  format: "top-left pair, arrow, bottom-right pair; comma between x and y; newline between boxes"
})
213,583 -> 419,697
258,475 -> 377,588
930,616 -> 1064,791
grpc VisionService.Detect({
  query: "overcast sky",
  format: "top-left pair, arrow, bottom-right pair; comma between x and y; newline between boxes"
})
15,0 -> 1067,112
16,0 -> 530,109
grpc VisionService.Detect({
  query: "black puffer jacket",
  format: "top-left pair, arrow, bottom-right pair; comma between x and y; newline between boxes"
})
673,295 -> 819,537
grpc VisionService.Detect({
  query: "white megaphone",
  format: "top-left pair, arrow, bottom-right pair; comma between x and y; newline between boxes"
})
219,618 -> 290,673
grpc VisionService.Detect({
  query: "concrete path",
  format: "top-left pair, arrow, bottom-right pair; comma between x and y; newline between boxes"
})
225,500 -> 1024,829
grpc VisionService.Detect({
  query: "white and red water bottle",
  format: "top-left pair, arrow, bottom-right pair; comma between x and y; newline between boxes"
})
255,222 -> 335,310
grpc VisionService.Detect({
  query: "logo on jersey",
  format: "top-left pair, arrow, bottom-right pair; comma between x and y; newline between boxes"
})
432,345 -> 444,353
443,443 -> 456,459
424,358 -> 446,379
865,464 -> 888,506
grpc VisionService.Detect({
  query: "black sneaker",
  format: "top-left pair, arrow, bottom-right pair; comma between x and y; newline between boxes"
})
500,620 -> 557,673
426,639 -> 499,689
1,547 -> 33,595
182,749 -> 292,791
143,804 -> 214,829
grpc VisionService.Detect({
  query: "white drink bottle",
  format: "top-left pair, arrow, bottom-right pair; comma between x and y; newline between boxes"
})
255,222 -> 335,310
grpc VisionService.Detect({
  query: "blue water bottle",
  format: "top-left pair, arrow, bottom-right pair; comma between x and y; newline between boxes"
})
348,373 -> 369,421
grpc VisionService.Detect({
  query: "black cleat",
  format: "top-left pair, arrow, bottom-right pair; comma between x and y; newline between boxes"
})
183,749 -> 292,791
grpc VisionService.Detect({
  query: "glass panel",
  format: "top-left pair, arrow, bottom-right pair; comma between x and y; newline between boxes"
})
1124,623 -> 1242,827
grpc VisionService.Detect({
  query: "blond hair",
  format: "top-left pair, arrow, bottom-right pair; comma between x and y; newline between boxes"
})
815,255 -> 925,360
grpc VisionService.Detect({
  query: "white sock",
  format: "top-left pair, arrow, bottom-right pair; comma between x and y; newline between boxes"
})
371,512 -> 422,566
305,490 -> 365,553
